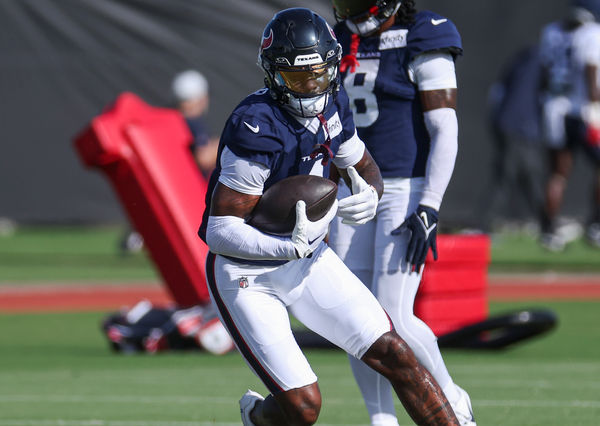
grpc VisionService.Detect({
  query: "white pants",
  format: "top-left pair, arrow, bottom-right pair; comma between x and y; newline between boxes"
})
541,95 -> 571,149
206,243 -> 392,395
329,177 -> 457,425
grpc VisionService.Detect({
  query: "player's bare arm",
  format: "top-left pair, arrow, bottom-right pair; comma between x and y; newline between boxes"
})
209,182 -> 260,218
585,64 -> 600,101
420,88 -> 457,111
337,149 -> 384,198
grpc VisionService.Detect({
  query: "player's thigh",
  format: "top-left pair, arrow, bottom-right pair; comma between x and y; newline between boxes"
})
207,254 -> 317,394
289,246 -> 392,360
542,96 -> 570,148
374,177 -> 422,275
372,185 -> 423,314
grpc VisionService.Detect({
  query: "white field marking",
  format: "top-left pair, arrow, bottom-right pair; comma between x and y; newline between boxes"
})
475,399 -> 600,408
1,394 -> 599,409
0,394 -> 360,405
0,422 -> 239,426
464,378 -> 600,390
0,394 -> 227,404
449,362 -> 600,373
0,422 -> 367,426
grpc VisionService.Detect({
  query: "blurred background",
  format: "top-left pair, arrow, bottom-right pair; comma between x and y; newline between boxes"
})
0,0 -> 590,230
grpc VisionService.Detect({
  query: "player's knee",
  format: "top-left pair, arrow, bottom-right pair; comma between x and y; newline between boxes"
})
361,331 -> 419,384
276,384 -> 321,425
288,403 -> 320,425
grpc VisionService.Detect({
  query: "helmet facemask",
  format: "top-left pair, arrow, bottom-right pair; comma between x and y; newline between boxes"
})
264,60 -> 339,117
333,0 -> 402,36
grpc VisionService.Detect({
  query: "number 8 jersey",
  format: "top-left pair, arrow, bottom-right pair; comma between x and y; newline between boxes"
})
334,10 -> 462,178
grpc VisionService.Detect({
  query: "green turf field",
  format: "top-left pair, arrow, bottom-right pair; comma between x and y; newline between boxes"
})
0,226 -> 158,282
0,301 -> 598,425
1,226 -> 600,283
1,226 -> 599,424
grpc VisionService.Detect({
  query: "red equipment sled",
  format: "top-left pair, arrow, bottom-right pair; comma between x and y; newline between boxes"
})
417,234 -> 490,336
74,93 -> 210,307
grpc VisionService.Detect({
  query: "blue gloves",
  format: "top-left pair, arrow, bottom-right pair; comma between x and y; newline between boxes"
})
391,205 -> 439,272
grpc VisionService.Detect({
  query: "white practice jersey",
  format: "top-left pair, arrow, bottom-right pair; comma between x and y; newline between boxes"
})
540,20 -> 600,116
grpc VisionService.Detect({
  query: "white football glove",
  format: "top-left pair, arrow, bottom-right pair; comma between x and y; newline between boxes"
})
337,166 -> 378,225
582,101 -> 600,126
292,199 -> 338,258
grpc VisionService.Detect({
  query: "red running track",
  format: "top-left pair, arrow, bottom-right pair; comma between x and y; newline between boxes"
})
0,274 -> 599,312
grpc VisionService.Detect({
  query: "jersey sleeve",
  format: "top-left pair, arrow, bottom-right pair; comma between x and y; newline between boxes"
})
407,11 -> 463,61
332,130 -> 365,169
220,106 -> 283,170
218,147 -> 271,195
573,23 -> 600,67
538,23 -> 556,66
408,52 -> 457,90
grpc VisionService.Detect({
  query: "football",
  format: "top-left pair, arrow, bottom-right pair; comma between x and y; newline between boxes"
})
247,175 -> 338,236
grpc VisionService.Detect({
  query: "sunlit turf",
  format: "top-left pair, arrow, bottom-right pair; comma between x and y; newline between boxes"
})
0,226 -> 158,282
1,226 -> 600,283
490,231 -> 600,272
0,301 -> 598,425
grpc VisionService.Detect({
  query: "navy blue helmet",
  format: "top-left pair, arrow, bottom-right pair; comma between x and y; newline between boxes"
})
258,8 -> 342,117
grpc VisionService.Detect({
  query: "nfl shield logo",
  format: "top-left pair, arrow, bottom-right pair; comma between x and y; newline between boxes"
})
238,276 -> 249,289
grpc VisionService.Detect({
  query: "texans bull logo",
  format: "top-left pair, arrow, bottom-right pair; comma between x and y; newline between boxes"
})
261,28 -> 273,50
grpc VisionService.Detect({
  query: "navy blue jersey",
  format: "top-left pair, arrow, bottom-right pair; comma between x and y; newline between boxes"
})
539,22 -> 574,95
334,11 -> 462,178
199,86 -> 357,242
186,116 -> 210,149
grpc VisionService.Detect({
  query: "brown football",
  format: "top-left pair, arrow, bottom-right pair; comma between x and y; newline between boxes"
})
247,175 -> 338,236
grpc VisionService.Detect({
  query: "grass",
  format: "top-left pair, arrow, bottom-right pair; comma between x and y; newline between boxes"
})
0,226 -> 158,282
0,226 -> 599,424
0,300 -> 598,425
0,225 -> 599,283
489,231 -> 600,273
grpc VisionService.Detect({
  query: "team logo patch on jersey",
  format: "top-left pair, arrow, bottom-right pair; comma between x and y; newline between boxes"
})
379,29 -> 408,50
238,276 -> 249,289
326,112 -> 342,139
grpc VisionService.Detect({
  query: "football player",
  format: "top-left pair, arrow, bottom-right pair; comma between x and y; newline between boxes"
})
538,0 -> 600,251
328,1 -> 476,425
198,7 -> 459,425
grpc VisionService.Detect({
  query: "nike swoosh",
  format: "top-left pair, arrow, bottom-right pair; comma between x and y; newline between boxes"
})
431,18 -> 447,26
308,237 -> 320,245
244,121 -> 259,133
419,211 -> 429,228
424,223 -> 437,238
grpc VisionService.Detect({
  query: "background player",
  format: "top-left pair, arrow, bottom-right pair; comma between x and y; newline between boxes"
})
171,69 -> 219,179
328,1 -> 475,425
199,7 -> 459,425
538,0 -> 600,251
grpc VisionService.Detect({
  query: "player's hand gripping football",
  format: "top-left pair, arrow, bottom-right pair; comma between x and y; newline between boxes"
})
292,199 -> 338,258
391,205 -> 439,272
337,166 -> 378,225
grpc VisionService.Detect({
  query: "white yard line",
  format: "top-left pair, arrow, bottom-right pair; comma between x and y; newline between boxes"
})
0,394 -> 599,408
